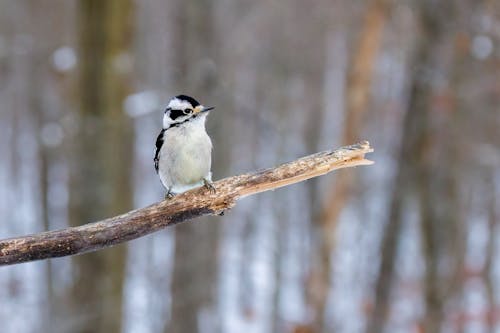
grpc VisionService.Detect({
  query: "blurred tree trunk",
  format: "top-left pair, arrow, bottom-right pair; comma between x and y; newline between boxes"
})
30,61 -> 55,331
166,1 -> 220,332
66,1 -> 133,332
368,56 -> 428,333
309,0 -> 389,331
485,172 -> 497,333
414,2 -> 466,332
370,2 -> 463,332
26,3 -> 54,327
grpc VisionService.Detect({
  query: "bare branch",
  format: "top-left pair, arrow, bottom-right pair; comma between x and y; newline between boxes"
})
0,141 -> 374,265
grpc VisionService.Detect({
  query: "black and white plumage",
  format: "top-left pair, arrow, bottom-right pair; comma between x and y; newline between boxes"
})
154,95 -> 215,197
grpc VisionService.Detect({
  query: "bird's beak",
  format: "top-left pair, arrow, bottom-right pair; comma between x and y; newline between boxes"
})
201,106 -> 214,113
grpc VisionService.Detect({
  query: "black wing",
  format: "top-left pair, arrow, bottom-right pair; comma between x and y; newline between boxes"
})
154,129 -> 166,173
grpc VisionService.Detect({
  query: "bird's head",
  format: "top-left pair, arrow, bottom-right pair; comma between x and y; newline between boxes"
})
163,95 -> 214,129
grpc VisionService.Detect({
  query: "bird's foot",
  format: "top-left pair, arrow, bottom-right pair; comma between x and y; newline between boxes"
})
203,178 -> 216,194
164,190 -> 175,200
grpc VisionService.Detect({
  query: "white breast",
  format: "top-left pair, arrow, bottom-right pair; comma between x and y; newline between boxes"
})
158,116 -> 212,193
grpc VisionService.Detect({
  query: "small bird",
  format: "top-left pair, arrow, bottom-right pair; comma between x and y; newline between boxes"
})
154,95 -> 215,198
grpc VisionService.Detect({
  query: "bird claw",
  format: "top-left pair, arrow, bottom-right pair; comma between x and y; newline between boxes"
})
203,178 -> 216,194
165,190 -> 175,200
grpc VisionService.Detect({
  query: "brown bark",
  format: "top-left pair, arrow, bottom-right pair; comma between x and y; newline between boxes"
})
415,3 -> 466,332
368,65 -> 427,333
320,0 -> 389,227
370,2 -> 461,332
485,172 -> 497,333
65,1 -> 134,332
166,0 -> 220,331
309,1 -> 389,331
0,142 -> 373,265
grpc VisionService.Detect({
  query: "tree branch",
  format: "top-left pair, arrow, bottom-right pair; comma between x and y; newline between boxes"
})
0,141 -> 374,265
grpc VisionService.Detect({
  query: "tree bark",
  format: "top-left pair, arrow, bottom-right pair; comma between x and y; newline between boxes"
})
165,0 -> 220,331
0,142 -> 373,265
65,1 -> 133,332
309,1 -> 389,331
369,2 -> 460,332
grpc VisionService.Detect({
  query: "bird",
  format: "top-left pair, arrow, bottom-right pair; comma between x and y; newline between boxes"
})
154,94 -> 215,198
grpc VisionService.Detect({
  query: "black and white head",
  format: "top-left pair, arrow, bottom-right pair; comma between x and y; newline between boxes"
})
163,95 -> 214,129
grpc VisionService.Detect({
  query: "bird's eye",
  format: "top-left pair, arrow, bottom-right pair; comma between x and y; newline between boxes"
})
183,108 -> 193,115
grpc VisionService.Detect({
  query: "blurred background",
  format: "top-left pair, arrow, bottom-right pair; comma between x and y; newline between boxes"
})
0,1 -> 499,332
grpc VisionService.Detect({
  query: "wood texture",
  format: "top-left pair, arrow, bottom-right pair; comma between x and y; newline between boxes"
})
0,141 -> 373,266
